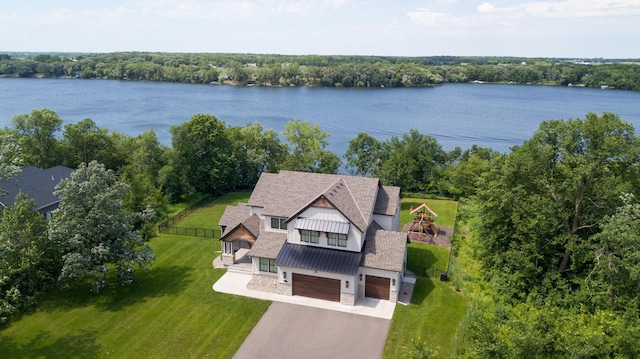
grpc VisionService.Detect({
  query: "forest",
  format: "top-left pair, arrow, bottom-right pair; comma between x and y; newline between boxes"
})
1,108 -> 640,357
2,52 -> 640,91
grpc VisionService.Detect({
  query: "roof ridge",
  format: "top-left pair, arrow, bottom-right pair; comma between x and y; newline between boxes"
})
336,178 -> 368,229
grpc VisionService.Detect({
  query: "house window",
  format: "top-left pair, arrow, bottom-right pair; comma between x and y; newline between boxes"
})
300,229 -> 319,244
270,217 -> 287,230
327,233 -> 347,247
259,258 -> 276,273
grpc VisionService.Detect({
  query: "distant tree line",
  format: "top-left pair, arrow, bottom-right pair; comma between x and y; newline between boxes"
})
1,52 -> 640,91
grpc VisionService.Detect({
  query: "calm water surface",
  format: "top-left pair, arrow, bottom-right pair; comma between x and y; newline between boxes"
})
1,78 -> 639,155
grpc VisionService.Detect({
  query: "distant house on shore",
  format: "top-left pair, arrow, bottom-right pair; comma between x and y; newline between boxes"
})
0,166 -> 74,219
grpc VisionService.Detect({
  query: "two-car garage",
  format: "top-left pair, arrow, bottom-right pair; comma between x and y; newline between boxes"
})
291,273 -> 391,302
292,273 -> 341,302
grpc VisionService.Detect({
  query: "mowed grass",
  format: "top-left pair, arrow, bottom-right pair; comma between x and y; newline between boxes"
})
1,191 -> 465,358
0,194 -> 269,359
178,191 -> 252,230
400,198 -> 459,228
384,197 -> 466,358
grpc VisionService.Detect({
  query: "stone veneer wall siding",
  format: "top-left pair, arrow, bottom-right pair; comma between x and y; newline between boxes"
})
277,281 -> 292,296
341,292 -> 356,306
247,273 -> 278,293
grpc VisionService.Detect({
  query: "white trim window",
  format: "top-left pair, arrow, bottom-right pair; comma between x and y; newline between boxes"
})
259,257 -> 277,273
270,217 -> 287,230
299,229 -> 319,244
327,232 -> 347,247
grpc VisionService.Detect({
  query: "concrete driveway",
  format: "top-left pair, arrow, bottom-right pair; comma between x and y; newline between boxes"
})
233,302 -> 391,359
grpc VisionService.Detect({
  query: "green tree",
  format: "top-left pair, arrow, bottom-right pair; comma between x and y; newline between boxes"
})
60,118 -> 115,168
227,123 -> 287,188
344,132 -> 381,176
12,108 -> 62,168
48,161 -> 154,292
166,114 -> 234,199
0,193 -> 58,322
587,193 -> 640,312
375,129 -> 447,192
0,133 -> 21,194
476,112 -> 640,302
281,120 -> 341,173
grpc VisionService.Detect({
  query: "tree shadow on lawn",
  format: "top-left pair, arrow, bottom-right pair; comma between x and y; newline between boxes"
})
39,265 -> 195,313
407,244 -> 439,274
411,277 -> 435,305
0,328 -> 101,358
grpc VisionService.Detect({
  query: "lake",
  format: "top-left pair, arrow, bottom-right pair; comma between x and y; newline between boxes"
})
1,78 -> 640,155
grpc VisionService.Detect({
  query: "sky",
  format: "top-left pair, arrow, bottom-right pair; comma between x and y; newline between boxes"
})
2,0 -> 639,58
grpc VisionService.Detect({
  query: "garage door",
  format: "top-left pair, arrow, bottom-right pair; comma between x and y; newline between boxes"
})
365,275 -> 390,300
292,273 -> 340,302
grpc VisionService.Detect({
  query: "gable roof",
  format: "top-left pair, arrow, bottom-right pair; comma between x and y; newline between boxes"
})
410,203 -> 438,218
218,203 -> 251,234
220,214 -> 262,242
361,221 -> 408,272
248,171 -> 380,230
0,166 -> 73,212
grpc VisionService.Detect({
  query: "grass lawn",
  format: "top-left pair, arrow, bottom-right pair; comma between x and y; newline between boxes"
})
400,198 -> 459,228
178,191 -> 252,230
384,197 -> 466,358
383,278 -> 466,358
1,191 -> 466,358
0,194 -> 269,359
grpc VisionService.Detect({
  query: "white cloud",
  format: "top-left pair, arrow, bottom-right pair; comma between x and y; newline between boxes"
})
477,0 -> 640,19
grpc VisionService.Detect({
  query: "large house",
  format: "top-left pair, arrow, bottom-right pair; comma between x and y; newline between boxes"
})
218,170 -> 408,305
0,166 -> 74,219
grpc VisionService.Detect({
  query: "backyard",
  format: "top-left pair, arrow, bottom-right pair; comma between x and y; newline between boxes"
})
0,192 -> 466,358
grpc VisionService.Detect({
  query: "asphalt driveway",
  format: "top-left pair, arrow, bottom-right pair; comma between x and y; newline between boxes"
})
233,302 -> 391,359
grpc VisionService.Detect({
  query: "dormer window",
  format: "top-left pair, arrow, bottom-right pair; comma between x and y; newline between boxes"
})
270,217 -> 287,230
327,233 -> 347,247
300,229 -> 319,244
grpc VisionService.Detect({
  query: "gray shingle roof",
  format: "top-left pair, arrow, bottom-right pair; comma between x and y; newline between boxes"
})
248,231 -> 287,259
361,221 -> 408,272
276,242 -> 362,275
248,171 -> 380,230
218,203 -> 251,235
374,185 -> 401,216
0,166 -> 73,212
220,214 -> 262,242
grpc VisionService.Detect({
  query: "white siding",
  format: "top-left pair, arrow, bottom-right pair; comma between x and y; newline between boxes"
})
286,207 -> 364,251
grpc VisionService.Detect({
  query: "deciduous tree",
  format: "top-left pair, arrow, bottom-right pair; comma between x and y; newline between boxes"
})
12,108 -> 62,168
0,194 -> 58,322
48,161 -> 154,292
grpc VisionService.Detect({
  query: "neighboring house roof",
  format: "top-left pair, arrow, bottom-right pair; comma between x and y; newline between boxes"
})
361,221 -> 408,272
0,165 -> 73,212
248,171 -> 386,228
276,242 -> 362,275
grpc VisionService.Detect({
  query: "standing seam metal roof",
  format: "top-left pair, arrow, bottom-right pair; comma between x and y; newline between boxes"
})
275,242 -> 362,275
294,217 -> 350,235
